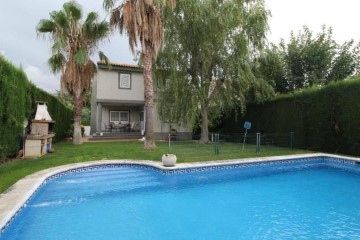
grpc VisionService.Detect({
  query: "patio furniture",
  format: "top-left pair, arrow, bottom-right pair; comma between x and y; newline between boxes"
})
111,122 -> 128,132
130,122 -> 140,132
118,123 -> 127,132
110,122 -> 117,132
104,123 -> 112,132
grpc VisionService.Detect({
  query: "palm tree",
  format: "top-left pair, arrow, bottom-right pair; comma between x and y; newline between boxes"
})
103,0 -> 175,150
37,1 -> 109,144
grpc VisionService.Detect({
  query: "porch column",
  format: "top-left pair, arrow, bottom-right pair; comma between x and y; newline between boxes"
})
97,103 -> 103,132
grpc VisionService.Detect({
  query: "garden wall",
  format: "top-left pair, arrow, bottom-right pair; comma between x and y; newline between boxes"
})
0,56 -> 72,160
219,78 -> 360,156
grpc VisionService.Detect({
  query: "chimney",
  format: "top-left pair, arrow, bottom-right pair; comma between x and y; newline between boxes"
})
34,101 -> 52,121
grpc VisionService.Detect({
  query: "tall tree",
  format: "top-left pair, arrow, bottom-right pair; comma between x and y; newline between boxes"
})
104,0 -> 175,150
37,1 -> 109,144
155,0 -> 271,143
258,26 -> 360,93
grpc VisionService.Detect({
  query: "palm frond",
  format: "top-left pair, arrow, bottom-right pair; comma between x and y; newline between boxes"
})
51,37 -> 66,53
98,51 -> 111,70
36,19 -> 55,34
74,48 -> 89,66
110,7 -> 124,32
98,51 -> 109,65
48,53 -> 66,73
63,1 -> 82,21
106,0 -> 174,57
39,0 -> 109,108
103,0 -> 118,12
84,20 -> 109,41
50,10 -> 68,29
85,12 -> 98,25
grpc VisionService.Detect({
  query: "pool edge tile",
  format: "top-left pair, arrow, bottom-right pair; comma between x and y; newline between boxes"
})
1,153 -> 359,234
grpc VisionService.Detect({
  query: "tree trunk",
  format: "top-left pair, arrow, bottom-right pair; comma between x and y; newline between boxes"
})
72,95 -> 83,145
199,103 -> 210,144
143,42 -> 156,150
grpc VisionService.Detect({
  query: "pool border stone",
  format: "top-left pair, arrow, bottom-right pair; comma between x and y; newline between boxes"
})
1,153 -> 359,234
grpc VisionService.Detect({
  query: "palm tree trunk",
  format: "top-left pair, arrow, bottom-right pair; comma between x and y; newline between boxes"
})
143,42 -> 156,150
73,95 -> 83,145
200,103 -> 210,144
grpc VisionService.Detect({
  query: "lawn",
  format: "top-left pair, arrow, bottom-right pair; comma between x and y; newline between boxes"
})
0,140 -> 312,193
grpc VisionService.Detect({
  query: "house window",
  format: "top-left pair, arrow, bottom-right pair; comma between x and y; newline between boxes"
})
119,73 -> 131,89
110,111 -> 129,123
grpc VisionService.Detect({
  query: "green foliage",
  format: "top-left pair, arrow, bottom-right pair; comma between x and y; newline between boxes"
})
37,1 -> 109,144
219,77 -> 360,156
155,0 -> 273,141
257,26 -> 360,93
54,90 -> 91,125
0,56 -> 72,160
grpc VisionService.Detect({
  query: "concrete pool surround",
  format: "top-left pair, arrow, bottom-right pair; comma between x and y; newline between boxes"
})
1,153 -> 360,233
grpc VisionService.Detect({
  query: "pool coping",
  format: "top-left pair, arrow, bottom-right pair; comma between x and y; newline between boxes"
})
1,153 -> 359,232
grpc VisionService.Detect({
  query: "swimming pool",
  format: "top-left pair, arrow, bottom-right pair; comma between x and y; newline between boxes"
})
1,156 -> 360,239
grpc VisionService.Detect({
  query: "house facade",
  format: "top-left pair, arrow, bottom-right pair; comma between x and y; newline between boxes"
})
90,62 -> 192,140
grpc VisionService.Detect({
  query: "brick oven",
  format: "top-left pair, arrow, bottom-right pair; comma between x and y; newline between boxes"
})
24,102 -> 56,158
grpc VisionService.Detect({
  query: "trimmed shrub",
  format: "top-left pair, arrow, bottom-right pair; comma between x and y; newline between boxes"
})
0,56 -> 72,160
219,78 -> 360,156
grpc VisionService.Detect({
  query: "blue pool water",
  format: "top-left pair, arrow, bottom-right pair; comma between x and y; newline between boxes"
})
2,159 -> 360,239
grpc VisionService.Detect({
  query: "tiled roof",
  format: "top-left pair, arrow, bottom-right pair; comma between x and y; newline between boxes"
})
98,61 -> 141,69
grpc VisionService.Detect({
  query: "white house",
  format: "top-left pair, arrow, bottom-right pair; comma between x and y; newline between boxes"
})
90,62 -> 192,140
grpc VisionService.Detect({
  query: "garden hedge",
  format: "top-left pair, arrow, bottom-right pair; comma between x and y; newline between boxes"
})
219,78 -> 360,156
0,56 -> 72,160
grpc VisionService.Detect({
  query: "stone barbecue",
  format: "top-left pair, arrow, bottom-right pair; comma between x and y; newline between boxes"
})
24,102 -> 56,158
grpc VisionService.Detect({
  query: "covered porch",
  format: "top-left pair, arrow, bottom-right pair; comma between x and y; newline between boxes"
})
91,99 -> 145,138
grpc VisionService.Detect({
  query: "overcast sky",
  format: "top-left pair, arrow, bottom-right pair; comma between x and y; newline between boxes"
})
1,0 -> 359,93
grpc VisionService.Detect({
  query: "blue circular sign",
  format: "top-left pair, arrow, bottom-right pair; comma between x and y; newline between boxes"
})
244,121 -> 252,130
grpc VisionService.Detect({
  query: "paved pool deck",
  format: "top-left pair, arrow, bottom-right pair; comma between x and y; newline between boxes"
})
1,153 -> 360,232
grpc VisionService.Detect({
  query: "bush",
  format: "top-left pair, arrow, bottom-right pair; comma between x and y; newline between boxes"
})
219,77 -> 360,156
0,56 -> 72,160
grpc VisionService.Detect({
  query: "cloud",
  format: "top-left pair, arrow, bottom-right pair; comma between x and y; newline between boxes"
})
0,49 -> 6,57
24,65 -> 60,93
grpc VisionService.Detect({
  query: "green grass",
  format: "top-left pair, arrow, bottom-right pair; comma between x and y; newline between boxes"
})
0,141 -> 312,193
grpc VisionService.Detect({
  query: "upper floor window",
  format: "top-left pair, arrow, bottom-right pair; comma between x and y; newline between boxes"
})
119,73 -> 131,89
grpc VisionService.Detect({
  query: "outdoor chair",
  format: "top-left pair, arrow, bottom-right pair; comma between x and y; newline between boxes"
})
104,122 -> 111,132
111,122 -> 120,132
129,122 -> 136,132
118,123 -> 127,132
130,122 -> 140,132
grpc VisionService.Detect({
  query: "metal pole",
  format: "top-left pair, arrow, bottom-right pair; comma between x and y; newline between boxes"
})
256,133 -> 261,154
168,133 -> 171,154
214,133 -> 217,155
242,129 -> 248,153
214,133 -> 220,155
214,134 -> 216,155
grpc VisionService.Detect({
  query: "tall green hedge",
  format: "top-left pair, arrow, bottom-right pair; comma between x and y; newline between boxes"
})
219,78 -> 360,156
0,56 -> 72,160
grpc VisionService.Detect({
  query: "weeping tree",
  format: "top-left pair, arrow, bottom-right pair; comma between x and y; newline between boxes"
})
103,0 -> 175,150
155,0 -> 272,143
37,1 -> 109,144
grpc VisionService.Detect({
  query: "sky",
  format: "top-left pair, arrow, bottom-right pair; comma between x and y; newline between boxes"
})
1,0 -> 360,93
